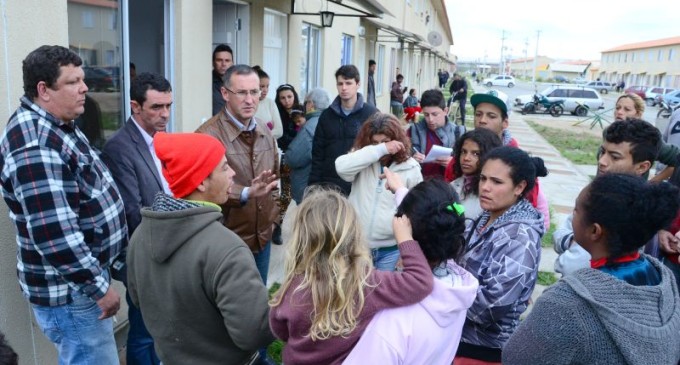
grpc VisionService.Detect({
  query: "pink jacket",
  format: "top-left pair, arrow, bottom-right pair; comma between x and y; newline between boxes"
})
343,261 -> 478,365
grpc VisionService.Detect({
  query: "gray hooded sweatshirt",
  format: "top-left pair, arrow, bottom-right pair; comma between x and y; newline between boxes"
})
503,256 -> 680,365
127,194 -> 274,365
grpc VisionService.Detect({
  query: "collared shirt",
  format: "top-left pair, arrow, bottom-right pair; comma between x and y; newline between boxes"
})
223,108 -> 256,203
131,117 -> 172,195
0,96 -> 127,306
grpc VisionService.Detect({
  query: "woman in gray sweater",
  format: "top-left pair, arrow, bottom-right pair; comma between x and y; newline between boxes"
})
503,173 -> 680,365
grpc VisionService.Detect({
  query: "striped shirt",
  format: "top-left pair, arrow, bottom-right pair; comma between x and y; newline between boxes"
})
0,96 -> 127,306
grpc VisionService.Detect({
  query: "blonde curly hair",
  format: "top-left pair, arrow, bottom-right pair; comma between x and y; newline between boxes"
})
269,186 -> 373,340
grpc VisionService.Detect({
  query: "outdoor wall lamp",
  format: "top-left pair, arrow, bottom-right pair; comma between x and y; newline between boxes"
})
320,11 -> 335,27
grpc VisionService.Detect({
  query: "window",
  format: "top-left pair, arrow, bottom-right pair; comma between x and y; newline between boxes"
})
669,49 -> 675,61
658,50 -> 664,61
108,12 -> 117,30
549,89 -> 567,97
341,34 -> 353,65
623,53 -> 627,63
301,23 -> 321,98
649,50 -> 655,61
631,52 -> 635,62
618,53 -> 622,63
82,10 -> 94,28
69,1 -> 123,150
582,90 -> 598,99
377,44 -> 385,94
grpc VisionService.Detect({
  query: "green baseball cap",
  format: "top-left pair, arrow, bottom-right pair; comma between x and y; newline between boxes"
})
471,91 -> 508,115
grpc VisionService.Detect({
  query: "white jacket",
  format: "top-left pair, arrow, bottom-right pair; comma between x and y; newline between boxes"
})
343,261 -> 478,365
336,144 -> 423,248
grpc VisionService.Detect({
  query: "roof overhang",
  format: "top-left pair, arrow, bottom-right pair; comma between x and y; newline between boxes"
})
363,17 -> 425,44
291,0 -> 392,19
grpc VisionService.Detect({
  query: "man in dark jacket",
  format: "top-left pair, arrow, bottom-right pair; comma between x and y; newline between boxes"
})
308,65 -> 378,196
212,44 -> 234,116
367,59 -> 377,107
449,73 -> 468,124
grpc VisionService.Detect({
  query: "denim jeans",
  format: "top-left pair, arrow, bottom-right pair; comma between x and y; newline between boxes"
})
126,292 -> 161,365
253,241 -> 272,285
31,280 -> 119,365
371,247 -> 400,271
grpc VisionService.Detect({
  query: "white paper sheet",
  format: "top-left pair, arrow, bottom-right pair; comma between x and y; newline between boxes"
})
423,145 -> 453,163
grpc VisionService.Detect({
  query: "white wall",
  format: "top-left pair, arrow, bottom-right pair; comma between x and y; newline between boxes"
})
0,2 -> 68,363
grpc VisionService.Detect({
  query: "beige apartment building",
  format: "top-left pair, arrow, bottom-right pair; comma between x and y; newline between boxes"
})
599,36 -> 680,88
0,0 -> 454,362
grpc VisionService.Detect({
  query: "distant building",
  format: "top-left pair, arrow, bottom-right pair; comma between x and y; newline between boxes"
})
506,56 -> 554,79
548,60 -> 591,81
599,36 -> 680,88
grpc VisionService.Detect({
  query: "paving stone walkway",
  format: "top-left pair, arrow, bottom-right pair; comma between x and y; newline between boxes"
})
506,116 -> 594,309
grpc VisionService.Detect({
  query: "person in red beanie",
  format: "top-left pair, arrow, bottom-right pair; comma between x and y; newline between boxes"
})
126,132 -> 274,365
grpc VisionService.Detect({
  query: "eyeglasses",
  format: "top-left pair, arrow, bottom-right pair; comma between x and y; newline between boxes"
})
225,88 -> 261,100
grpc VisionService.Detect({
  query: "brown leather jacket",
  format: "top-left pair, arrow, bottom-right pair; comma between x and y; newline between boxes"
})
196,110 -> 280,252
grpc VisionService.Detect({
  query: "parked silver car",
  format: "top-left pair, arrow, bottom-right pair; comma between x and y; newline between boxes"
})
515,85 -> 604,116
584,81 -> 614,94
645,87 -> 677,106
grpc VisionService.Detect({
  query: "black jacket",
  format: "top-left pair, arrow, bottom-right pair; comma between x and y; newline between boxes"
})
212,70 -> 225,116
308,93 -> 377,196
449,78 -> 468,100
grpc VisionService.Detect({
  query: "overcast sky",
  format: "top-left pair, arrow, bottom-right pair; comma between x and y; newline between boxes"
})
444,0 -> 680,63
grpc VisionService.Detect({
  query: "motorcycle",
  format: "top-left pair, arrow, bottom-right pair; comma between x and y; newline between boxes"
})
657,99 -> 679,119
521,94 -> 565,117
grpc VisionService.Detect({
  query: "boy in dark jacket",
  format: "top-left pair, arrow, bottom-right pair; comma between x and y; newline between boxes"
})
308,65 -> 377,196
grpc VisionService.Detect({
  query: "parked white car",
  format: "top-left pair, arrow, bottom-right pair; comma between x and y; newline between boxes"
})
482,75 -> 515,88
514,85 -> 604,116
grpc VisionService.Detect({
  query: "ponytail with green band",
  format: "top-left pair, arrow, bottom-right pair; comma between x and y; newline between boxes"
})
446,202 -> 465,216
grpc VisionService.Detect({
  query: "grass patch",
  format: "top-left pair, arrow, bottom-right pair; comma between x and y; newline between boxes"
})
537,271 -> 558,286
267,340 -> 285,364
541,213 -> 556,248
527,121 -> 600,165
267,283 -> 284,364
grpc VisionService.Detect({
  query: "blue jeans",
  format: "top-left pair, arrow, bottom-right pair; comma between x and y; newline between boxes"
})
253,241 -> 272,285
31,283 -> 119,365
126,292 -> 161,365
371,247 -> 400,271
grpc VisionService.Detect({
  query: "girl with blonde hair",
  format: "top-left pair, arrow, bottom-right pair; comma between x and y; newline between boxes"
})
269,187 -> 433,365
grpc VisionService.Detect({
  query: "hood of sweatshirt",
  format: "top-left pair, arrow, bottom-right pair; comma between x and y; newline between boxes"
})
562,256 -> 680,364
419,261 -> 479,327
329,92 -> 367,116
137,194 -> 224,263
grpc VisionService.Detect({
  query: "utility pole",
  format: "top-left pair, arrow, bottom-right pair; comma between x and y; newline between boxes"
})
523,38 -> 529,79
532,30 -> 541,86
499,30 -> 506,75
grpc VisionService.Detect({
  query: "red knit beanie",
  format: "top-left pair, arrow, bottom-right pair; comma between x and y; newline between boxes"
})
153,132 -> 226,198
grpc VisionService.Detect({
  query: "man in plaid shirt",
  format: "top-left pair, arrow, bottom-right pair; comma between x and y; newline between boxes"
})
0,45 -> 127,364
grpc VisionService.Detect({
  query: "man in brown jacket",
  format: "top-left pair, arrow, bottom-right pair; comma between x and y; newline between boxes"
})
196,64 -> 279,286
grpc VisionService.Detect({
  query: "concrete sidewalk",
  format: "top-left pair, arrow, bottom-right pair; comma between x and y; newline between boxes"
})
506,115 -> 593,306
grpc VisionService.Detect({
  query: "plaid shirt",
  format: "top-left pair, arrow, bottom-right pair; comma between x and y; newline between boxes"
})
0,96 -> 127,306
